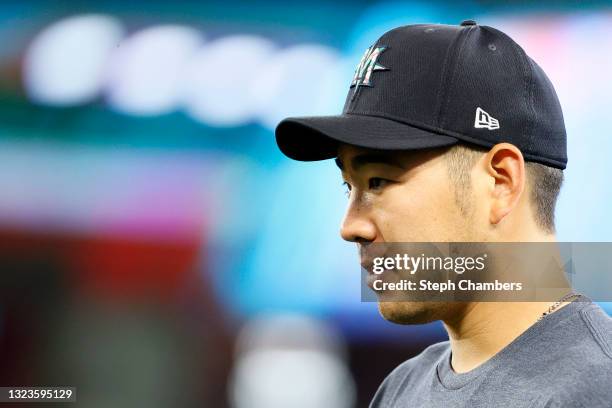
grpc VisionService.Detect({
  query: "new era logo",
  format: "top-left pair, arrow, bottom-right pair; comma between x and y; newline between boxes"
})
474,107 -> 500,130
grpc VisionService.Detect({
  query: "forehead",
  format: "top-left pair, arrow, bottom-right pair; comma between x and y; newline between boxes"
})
336,147 -> 392,172
337,144 -> 375,159
336,143 -> 446,173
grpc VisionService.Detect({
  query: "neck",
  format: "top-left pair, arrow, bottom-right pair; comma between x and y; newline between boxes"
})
442,302 -> 546,373
443,231 -> 572,373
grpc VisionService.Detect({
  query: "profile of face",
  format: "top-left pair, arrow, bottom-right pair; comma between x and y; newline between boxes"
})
336,142 -> 529,324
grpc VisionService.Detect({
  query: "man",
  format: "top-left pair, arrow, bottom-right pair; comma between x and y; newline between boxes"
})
274,21 -> 612,407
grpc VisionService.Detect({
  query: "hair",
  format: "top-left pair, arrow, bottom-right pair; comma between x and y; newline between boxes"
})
444,143 -> 564,234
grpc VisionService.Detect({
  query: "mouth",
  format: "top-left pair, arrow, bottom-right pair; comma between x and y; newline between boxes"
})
360,257 -> 374,272
365,272 -> 381,289
358,243 -> 378,272
358,243 -> 393,291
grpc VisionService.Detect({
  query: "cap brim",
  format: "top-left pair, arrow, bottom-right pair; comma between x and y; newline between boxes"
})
275,113 -> 459,161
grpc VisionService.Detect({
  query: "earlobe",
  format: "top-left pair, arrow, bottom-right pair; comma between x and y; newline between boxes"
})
486,143 -> 526,225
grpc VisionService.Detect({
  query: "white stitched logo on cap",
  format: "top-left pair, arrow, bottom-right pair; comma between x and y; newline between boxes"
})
474,107 -> 500,130
350,46 -> 388,89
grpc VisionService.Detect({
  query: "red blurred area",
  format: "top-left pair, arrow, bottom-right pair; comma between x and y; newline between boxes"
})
0,228 -> 232,407
1,228 -> 203,302
69,234 -> 202,302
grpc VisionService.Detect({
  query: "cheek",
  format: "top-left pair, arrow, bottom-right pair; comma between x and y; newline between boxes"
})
371,175 -> 460,241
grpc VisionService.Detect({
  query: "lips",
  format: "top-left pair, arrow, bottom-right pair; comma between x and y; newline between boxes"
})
359,242 -> 392,274
358,243 -> 382,273
366,272 -> 380,289
360,257 -> 375,272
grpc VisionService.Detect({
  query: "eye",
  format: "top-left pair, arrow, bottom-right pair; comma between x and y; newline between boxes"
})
368,177 -> 389,190
342,181 -> 352,197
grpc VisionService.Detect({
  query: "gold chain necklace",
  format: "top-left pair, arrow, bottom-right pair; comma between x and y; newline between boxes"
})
537,291 -> 581,322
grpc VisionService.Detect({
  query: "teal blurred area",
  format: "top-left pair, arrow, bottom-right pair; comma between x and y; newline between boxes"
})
0,1 -> 610,407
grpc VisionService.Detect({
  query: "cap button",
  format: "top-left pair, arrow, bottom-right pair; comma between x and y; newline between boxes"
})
460,19 -> 477,26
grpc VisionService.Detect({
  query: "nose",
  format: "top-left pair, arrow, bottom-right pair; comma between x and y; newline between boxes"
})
340,199 -> 377,243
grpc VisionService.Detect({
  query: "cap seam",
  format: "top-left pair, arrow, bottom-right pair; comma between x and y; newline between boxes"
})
526,58 -> 537,152
438,25 -> 476,129
433,27 -> 465,128
505,35 -> 535,149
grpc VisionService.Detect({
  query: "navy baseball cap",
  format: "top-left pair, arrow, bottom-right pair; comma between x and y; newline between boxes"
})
275,20 -> 567,169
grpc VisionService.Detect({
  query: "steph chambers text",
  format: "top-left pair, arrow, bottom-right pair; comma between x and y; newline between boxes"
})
372,279 -> 523,292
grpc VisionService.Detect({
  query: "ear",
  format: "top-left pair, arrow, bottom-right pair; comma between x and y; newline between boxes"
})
484,143 -> 526,225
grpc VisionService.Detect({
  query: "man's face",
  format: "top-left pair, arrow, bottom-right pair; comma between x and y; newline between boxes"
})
337,144 -> 477,323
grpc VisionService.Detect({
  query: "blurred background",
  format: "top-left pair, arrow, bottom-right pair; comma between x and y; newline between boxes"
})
0,0 -> 610,407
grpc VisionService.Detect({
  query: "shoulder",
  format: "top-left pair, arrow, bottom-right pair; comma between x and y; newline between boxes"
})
579,303 -> 612,360
542,303 -> 612,379
541,302 -> 612,368
541,377 -> 612,408
369,341 -> 449,408
558,303 -> 612,372
537,304 -> 612,407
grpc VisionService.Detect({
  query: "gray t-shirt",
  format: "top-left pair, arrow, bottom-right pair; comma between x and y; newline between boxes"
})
370,296 -> 612,407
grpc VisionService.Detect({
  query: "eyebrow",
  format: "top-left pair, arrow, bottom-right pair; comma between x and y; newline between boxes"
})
335,153 -> 406,172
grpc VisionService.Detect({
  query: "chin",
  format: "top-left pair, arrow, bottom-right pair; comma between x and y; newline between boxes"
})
378,301 -> 451,325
